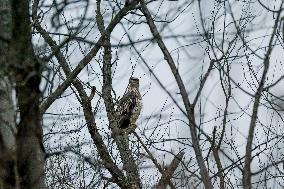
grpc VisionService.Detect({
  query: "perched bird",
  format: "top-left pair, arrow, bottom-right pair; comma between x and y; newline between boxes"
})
116,77 -> 142,133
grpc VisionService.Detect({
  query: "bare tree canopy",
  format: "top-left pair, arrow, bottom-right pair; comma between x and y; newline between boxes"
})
0,0 -> 284,188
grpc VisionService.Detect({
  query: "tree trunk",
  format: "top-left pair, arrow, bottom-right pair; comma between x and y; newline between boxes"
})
0,79 -> 17,189
8,0 -> 46,188
0,0 -> 17,188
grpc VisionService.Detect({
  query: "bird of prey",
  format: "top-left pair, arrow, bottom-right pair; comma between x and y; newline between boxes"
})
116,77 -> 142,133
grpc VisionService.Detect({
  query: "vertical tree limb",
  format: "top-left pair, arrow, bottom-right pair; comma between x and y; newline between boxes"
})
139,1 -> 213,188
39,5 -> 132,114
0,0 -> 16,188
9,0 -> 46,188
96,1 -> 142,188
243,10 -> 281,189
33,16 -> 128,189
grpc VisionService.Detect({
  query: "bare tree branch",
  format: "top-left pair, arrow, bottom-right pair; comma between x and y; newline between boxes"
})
156,151 -> 184,189
243,9 -> 282,189
139,1 -> 213,188
40,5 -> 134,114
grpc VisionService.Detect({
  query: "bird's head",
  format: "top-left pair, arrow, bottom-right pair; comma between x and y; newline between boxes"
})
129,77 -> 139,88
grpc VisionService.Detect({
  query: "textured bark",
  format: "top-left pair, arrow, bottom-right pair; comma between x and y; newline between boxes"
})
0,0 -> 17,188
8,0 -> 46,188
0,79 -> 16,189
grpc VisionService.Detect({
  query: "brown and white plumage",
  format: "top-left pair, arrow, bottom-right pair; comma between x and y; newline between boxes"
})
116,77 -> 142,132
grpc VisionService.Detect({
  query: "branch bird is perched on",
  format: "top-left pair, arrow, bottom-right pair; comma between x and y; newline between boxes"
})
116,77 -> 142,133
